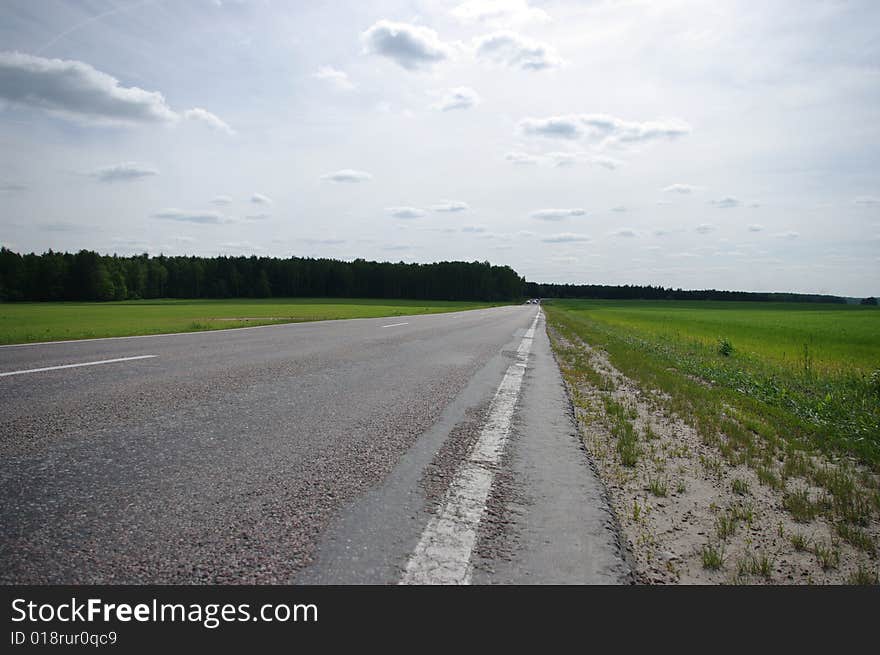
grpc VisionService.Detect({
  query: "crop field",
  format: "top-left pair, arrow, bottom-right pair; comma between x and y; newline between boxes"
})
545,299 -> 880,584
0,297 -> 506,345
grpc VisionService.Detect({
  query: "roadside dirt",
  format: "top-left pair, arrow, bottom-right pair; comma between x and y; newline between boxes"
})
550,328 -> 880,584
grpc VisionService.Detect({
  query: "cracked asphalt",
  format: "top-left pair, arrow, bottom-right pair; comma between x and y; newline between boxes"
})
1,305 -> 627,584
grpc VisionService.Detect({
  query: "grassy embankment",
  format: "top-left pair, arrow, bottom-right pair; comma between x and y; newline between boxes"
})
0,298 -> 508,345
546,300 -> 880,582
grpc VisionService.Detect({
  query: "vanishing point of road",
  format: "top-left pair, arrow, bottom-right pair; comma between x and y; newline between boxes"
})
1,305 -> 629,584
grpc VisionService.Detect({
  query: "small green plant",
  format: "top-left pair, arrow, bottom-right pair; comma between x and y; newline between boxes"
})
790,532 -> 810,552
732,478 -> 750,496
783,489 -> 820,523
756,465 -> 783,490
730,501 -> 754,524
618,438 -> 640,468
700,454 -> 724,479
715,514 -> 738,540
802,343 -> 813,380
847,564 -> 879,585
738,551 -> 775,580
648,475 -> 668,497
701,541 -> 725,570
676,479 -> 687,494
717,337 -> 734,357
835,523 -> 876,555
813,540 -> 840,570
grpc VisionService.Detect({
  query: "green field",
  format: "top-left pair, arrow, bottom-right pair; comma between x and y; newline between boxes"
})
545,300 -> 880,465
0,297 -> 507,345
550,300 -> 880,375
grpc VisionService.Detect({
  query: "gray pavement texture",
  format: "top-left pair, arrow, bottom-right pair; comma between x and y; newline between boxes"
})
0,306 -> 629,584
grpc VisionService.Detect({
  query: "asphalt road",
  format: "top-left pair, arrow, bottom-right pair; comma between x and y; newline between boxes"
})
0,305 -> 628,584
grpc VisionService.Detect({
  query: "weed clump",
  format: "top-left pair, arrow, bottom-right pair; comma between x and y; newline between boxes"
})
717,337 -> 734,357
701,541 -> 725,570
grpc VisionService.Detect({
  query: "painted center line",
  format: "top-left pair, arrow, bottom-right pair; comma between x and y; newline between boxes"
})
381,322 -> 409,328
400,309 -> 541,585
0,355 -> 157,378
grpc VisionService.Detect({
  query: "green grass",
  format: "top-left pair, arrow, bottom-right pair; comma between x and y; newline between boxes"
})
701,541 -> 725,570
545,299 -> 880,466
548,300 -> 879,375
737,550 -> 776,580
0,297 -> 508,344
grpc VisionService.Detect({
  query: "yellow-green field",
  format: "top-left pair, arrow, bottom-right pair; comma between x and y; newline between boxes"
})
545,299 -> 880,464
0,297 -> 507,345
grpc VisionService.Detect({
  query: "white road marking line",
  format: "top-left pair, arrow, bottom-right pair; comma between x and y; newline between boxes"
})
400,309 -> 541,585
381,322 -> 409,328
0,355 -> 157,377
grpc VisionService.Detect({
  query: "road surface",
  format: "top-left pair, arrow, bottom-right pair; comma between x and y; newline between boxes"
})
0,306 -> 629,584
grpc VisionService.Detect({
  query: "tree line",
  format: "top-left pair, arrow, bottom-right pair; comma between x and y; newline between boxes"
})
0,248 -> 524,302
524,281 -> 847,304
0,247 -> 852,304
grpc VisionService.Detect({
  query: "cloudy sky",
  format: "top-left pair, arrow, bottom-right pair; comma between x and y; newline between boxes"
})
1,0 -> 878,296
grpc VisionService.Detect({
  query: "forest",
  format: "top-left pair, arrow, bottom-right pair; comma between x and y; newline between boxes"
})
524,281 -> 847,304
0,248 -> 524,302
0,248 -> 852,304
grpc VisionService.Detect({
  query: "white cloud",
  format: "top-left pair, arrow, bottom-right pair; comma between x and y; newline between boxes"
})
245,213 -> 271,221
303,238 -> 347,246
361,21 -> 453,71
432,201 -> 469,212
451,1 -> 550,28
663,183 -> 697,194
313,65 -> 354,90
433,87 -> 480,111
854,196 -> 880,207
505,150 -> 541,165
461,225 -> 487,233
611,206 -> 627,213
591,155 -> 622,170
183,108 -> 235,135
530,208 -> 586,221
251,192 -> 272,205
321,169 -> 372,182
153,209 -> 225,224
211,195 -> 233,205
0,51 -> 179,125
505,151 -> 621,169
90,162 -> 158,182
387,206 -> 426,219
695,223 -> 716,234
774,231 -> 800,239
542,232 -> 591,243
613,228 -> 638,237
544,151 -> 578,167
747,224 -> 764,232
519,113 -> 691,145
711,196 -> 742,208
474,31 -> 563,71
